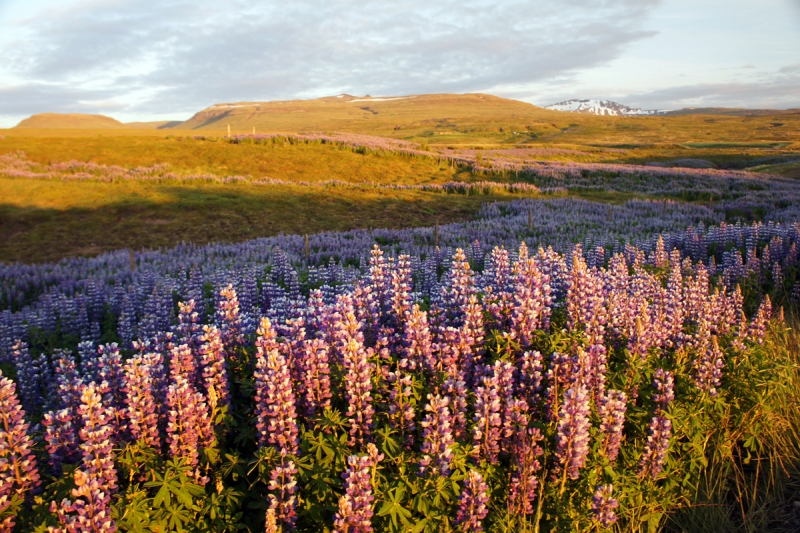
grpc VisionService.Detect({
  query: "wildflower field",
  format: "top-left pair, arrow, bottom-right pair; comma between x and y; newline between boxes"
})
1,127 -> 800,533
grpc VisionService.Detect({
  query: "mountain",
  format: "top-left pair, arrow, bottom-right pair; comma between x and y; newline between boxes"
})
544,99 -> 663,116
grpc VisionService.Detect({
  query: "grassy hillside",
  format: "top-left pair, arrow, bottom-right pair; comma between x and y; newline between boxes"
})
169,93 -> 800,147
14,113 -> 127,129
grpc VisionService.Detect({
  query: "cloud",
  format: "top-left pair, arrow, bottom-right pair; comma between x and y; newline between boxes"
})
622,71 -> 800,110
0,0 -> 661,118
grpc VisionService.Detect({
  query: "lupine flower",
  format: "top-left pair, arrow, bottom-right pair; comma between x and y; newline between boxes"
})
268,459 -> 298,529
419,394 -> 455,476
334,443 -> 383,533
443,377 -> 468,440
216,284 -> 243,354
265,507 -> 278,533
50,468 -> 117,533
342,336 -> 374,448
638,415 -> 672,479
472,371 -> 503,464
198,324 -> 230,418
254,318 -> 299,456
592,484 -> 619,527
517,350 -> 544,412
510,242 -> 551,349
177,299 -> 202,348
166,375 -> 213,484
123,354 -> 161,449
455,470 -> 490,532
597,389 -> 627,462
554,385 -> 592,481
43,409 -> 79,477
544,351 -> 571,422
97,343 -> 127,441
401,304 -> 433,372
0,371 -> 40,531
747,295 -> 772,344
509,428 -> 543,517
694,335 -> 724,396
77,383 -> 118,495
12,340 -> 42,418
301,337 -> 333,418
653,369 -> 674,411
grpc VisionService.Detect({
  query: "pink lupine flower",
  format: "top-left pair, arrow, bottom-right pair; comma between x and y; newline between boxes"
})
333,443 -> 383,533
0,371 -> 41,531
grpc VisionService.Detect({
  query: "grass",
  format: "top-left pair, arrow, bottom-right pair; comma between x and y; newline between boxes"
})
0,177 -> 538,263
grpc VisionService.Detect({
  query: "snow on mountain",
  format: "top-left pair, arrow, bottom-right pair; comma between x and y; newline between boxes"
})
544,99 -> 664,116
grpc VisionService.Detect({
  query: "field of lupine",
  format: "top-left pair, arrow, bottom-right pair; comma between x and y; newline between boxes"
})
2,126 -> 800,532
1,177 -> 800,533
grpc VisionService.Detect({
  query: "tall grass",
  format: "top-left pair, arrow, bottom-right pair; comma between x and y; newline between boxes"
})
668,318 -> 800,533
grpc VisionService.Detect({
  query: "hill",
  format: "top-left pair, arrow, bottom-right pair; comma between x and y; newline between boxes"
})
14,113 -> 126,129
173,93 -> 559,136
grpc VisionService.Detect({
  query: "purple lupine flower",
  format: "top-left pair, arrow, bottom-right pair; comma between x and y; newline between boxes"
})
517,350 -> 544,412
638,415 -> 672,479
554,385 -> 592,481
166,375 -> 213,484
386,371 -> 416,448
254,317 -> 299,455
443,377 -> 468,441
198,324 -> 230,419
597,389 -> 627,462
510,242 -> 552,349
76,383 -> 118,495
482,246 -> 514,329
177,299 -> 202,348
401,304 -> 433,372
747,295 -> 772,344
54,350 -> 84,415
592,484 -> 619,527
50,467 -> 117,533
509,428 -> 543,517
694,335 -> 724,396
652,369 -> 674,411
301,337 -> 333,418
216,284 -> 243,354
97,343 -> 127,441
123,354 -> 161,449
454,470 -> 490,532
268,459 -> 299,529
43,409 -> 79,477
343,335 -> 375,448
460,294 -> 485,377
0,371 -> 41,531
419,394 -> 455,476
472,370 -> 503,464
566,247 -> 608,346
12,340 -> 42,418
333,443 -> 383,533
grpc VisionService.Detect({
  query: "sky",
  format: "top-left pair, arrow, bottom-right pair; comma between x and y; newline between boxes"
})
0,0 -> 799,126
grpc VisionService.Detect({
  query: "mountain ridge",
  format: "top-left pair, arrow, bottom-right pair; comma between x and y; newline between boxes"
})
544,99 -> 663,116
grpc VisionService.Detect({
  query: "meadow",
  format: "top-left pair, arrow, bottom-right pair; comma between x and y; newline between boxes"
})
0,102 -> 800,533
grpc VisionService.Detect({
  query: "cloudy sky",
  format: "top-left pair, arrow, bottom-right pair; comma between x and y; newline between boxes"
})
0,0 -> 799,126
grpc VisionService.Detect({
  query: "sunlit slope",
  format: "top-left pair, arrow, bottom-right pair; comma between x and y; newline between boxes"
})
175,93 -> 800,146
15,113 -> 127,129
